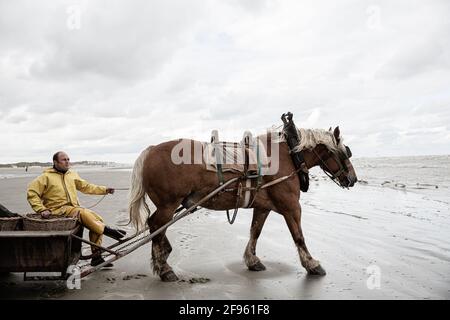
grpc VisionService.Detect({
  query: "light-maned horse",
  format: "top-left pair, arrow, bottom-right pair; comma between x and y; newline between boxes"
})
128,126 -> 357,281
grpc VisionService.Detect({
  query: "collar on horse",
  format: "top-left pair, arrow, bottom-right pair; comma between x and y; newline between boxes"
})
281,112 -> 310,192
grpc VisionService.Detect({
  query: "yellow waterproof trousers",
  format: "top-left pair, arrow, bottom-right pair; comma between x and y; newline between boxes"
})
53,206 -> 105,254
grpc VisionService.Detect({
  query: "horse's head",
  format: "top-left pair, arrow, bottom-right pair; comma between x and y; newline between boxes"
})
313,127 -> 357,188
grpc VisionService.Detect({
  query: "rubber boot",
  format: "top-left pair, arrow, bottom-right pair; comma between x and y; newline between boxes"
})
103,226 -> 127,240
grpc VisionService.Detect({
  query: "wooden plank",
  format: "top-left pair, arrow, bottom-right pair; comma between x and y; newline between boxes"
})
0,230 -> 73,237
0,226 -> 79,238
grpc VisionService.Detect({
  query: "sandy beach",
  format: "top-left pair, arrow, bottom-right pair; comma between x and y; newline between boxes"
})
0,157 -> 449,300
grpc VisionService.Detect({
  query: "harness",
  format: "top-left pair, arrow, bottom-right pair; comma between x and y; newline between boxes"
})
281,112 -> 310,192
213,113 -> 310,224
223,168 -> 303,224
210,113 -> 353,224
222,132 -> 265,224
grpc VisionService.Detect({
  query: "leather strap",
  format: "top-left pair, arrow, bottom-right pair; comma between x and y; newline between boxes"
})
281,112 -> 310,192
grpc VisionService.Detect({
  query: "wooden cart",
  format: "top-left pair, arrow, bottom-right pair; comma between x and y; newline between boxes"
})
0,176 -> 242,281
0,225 -> 83,280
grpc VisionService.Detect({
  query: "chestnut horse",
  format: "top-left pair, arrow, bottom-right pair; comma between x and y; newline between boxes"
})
128,126 -> 357,281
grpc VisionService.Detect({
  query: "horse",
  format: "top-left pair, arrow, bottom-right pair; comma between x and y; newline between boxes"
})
128,125 -> 357,282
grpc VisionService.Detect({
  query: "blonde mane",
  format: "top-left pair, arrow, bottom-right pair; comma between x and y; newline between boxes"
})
268,126 -> 346,154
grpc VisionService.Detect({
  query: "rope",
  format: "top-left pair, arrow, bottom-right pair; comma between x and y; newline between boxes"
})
86,194 -> 107,209
85,187 -> 129,209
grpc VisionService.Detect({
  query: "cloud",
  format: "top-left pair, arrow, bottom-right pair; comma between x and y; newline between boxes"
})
1,0 -> 450,163
30,1 -> 203,82
376,38 -> 450,79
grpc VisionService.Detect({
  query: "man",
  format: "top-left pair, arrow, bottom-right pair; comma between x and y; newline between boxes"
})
27,151 -> 126,267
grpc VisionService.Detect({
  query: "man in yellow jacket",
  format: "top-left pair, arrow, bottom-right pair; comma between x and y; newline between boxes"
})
27,151 -> 126,267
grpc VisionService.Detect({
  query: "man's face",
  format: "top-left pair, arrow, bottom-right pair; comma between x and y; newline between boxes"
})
54,152 -> 70,172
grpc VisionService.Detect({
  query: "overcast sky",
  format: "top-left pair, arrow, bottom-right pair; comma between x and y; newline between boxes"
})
1,0 -> 449,163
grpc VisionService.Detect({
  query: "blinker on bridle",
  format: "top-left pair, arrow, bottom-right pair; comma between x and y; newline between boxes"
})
345,146 -> 352,159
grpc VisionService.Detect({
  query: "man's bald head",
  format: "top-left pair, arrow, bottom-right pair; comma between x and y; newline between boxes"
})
53,151 -> 64,162
53,151 -> 70,173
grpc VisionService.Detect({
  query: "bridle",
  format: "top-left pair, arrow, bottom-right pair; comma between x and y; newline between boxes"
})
313,145 -> 352,189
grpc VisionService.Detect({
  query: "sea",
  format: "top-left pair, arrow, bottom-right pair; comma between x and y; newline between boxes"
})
1,155 -> 449,199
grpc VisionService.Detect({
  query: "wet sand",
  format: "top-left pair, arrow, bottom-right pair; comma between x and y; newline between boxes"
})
0,167 -> 449,299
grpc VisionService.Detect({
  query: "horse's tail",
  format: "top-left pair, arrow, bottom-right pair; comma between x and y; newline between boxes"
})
128,146 -> 152,231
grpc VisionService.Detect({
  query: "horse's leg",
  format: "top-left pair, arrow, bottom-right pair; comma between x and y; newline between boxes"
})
284,204 -> 326,276
244,208 -> 270,271
147,203 -> 180,282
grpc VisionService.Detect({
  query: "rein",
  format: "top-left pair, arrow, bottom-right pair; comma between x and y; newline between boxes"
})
86,195 -> 107,209
85,188 -> 129,209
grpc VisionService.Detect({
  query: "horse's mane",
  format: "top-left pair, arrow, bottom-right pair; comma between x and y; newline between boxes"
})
266,126 -> 346,154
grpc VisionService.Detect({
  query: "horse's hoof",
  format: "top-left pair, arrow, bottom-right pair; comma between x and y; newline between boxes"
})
248,262 -> 266,272
307,265 -> 326,276
160,270 -> 179,282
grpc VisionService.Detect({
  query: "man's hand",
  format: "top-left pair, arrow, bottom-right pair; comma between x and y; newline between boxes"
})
40,210 -> 51,219
106,188 -> 115,195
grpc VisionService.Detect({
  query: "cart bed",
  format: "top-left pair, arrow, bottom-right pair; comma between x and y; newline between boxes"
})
0,226 -> 83,277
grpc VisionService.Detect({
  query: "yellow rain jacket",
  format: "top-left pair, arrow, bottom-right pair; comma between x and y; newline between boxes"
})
27,168 -> 107,213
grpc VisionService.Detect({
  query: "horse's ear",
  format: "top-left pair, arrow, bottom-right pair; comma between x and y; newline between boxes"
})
333,126 -> 340,143
329,127 -> 332,131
